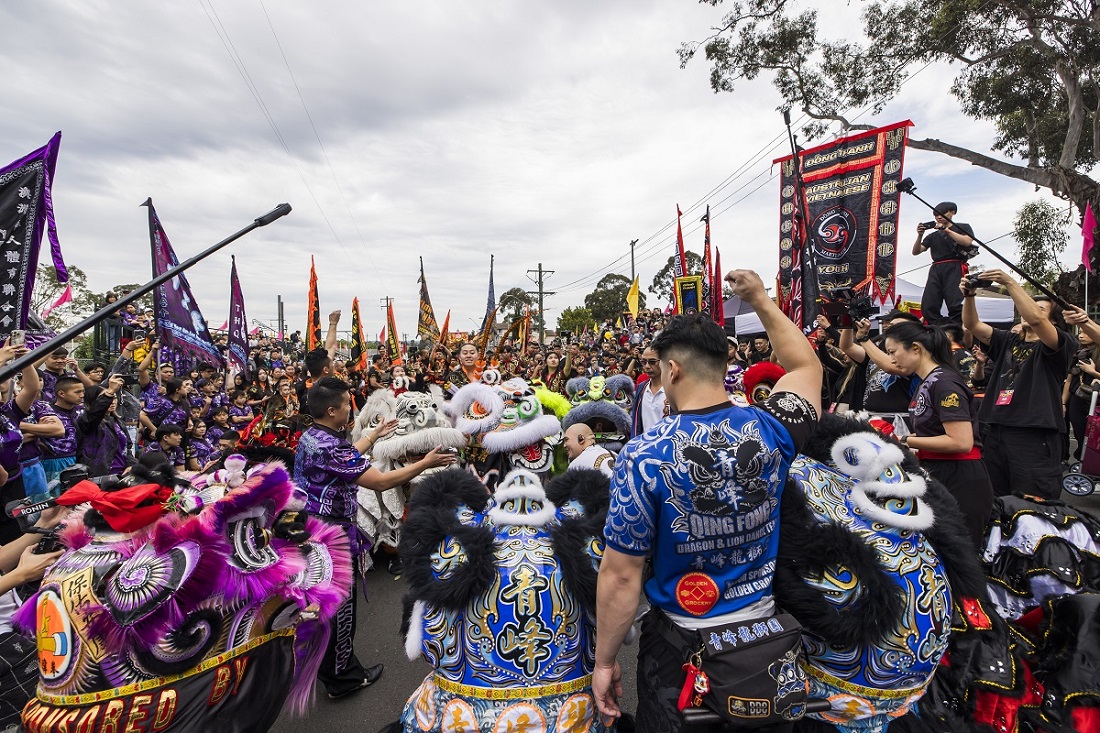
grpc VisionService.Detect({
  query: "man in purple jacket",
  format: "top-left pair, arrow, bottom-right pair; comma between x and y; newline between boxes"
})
294,377 -> 455,699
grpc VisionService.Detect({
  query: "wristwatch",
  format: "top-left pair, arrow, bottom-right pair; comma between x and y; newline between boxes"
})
854,334 -> 871,343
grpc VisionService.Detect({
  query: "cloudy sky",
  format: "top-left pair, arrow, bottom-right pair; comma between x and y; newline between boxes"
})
0,1 -> 1076,340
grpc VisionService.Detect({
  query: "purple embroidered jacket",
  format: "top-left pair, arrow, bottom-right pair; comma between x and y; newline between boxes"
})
293,424 -> 369,521
42,401 -> 83,459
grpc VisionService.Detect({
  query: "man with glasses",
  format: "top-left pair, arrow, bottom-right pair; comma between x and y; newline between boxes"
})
631,347 -> 666,437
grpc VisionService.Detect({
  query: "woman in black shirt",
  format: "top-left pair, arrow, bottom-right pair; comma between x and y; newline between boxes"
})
884,321 -> 993,545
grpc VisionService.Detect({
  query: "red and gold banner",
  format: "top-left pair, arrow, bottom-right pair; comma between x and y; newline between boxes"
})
386,301 -> 402,366
306,256 -> 321,352
774,120 -> 911,324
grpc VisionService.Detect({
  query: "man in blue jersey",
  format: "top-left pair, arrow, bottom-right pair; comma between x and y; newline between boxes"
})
593,269 -> 822,732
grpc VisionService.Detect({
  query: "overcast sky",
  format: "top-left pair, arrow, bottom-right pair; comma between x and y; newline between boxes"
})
0,1 -> 1077,340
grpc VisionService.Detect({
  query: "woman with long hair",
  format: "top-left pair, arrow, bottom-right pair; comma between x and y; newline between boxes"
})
539,350 -> 572,394
883,321 -> 993,544
1064,328 -> 1100,464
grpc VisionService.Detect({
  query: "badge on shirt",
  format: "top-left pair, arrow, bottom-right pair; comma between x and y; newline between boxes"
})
675,572 -> 720,616
940,393 -> 960,409
995,389 -> 1014,406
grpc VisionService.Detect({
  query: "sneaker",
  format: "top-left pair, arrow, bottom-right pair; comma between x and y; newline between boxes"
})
327,664 -> 384,699
386,557 -> 404,576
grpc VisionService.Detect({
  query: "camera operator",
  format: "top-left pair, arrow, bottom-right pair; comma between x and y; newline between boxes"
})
0,504 -> 66,728
913,202 -> 975,326
839,310 -> 923,414
962,270 -> 1075,498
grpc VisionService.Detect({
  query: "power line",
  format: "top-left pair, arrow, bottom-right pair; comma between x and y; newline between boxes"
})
256,0 -> 383,288
196,0 -> 360,277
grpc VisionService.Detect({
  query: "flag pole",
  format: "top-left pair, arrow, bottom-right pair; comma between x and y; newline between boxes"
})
0,203 -> 291,383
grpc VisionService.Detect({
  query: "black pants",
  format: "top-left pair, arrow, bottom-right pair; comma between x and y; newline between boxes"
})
318,525 -> 367,696
983,425 -> 1064,499
636,612 -> 794,733
922,459 -> 994,546
921,261 -> 965,326
1067,392 -> 1091,461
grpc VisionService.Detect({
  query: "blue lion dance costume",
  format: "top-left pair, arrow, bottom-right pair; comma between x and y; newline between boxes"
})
398,467 -> 612,732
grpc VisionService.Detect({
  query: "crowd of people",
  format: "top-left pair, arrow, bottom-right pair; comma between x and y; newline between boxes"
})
2,251 -> 1099,732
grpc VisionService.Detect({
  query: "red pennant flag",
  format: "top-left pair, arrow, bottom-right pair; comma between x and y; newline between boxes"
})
1083,201 -> 1097,274
713,248 -> 725,327
307,256 -> 321,351
701,206 -> 712,315
673,205 -> 687,314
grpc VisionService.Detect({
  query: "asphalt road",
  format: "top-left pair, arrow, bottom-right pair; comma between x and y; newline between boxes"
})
269,566 -> 640,733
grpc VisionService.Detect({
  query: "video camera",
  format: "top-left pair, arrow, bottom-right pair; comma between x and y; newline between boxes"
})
4,464 -> 98,554
817,288 -> 878,329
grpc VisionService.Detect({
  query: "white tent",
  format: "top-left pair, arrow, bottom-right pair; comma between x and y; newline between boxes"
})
727,278 -> 1016,336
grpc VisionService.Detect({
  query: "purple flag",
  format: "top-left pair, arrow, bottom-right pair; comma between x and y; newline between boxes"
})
228,256 -> 249,378
0,132 -> 68,342
144,199 -> 223,371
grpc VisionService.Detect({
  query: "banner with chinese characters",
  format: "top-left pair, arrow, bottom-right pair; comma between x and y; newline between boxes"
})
145,199 -> 223,371
0,132 -> 68,342
227,256 -> 249,378
774,121 -> 911,316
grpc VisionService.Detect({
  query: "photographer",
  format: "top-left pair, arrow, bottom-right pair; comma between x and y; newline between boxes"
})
77,375 -> 137,478
913,202 -> 975,326
0,505 -> 66,728
962,270 -> 1075,498
839,311 -> 923,414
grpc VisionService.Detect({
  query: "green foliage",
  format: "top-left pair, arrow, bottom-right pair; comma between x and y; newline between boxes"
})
557,306 -> 593,334
497,286 -> 544,335
649,252 -> 703,305
584,273 -> 643,324
681,0 -> 1100,174
1013,199 -> 1069,287
30,264 -> 99,332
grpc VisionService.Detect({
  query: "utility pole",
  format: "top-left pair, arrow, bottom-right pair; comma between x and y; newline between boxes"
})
629,239 -> 638,282
276,295 -> 285,339
525,263 -> 555,344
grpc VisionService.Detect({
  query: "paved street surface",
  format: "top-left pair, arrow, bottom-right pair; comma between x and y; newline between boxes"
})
270,567 -> 640,733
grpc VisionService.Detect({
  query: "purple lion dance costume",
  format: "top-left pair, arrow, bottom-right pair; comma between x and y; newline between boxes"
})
14,458 -> 352,733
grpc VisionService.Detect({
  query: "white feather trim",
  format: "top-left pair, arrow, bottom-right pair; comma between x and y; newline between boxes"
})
405,600 -> 426,661
372,426 -> 467,460
849,486 -> 935,531
450,383 -> 505,435
487,470 -> 558,527
481,414 -> 562,453
830,433 -> 905,483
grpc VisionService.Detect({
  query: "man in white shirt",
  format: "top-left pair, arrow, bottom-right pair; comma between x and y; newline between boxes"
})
631,347 -> 666,436
563,424 -> 615,477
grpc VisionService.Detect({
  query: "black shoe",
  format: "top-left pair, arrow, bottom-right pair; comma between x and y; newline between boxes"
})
386,557 -> 404,576
326,664 -> 384,699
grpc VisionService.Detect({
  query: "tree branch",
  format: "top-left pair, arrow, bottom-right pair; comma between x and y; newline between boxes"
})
906,137 -> 1058,188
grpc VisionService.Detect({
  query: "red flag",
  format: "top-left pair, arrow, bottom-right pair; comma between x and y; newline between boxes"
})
386,302 -> 403,366
1084,201 -> 1097,274
307,256 -> 321,351
701,206 -> 712,315
673,205 -> 687,314
378,324 -> 388,363
439,309 -> 451,346
42,283 -> 72,318
713,248 -> 725,327
350,297 -> 367,370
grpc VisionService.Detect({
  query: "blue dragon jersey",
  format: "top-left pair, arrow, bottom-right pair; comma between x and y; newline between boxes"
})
604,394 -> 815,618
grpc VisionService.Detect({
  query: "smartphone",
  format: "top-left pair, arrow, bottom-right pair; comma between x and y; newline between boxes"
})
133,329 -> 147,341
8,330 -> 26,348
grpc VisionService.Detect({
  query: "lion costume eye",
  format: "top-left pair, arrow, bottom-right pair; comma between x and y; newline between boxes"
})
517,396 -> 540,419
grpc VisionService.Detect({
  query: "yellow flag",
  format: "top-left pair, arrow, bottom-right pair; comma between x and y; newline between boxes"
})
616,316 -> 622,329
626,276 -> 640,319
